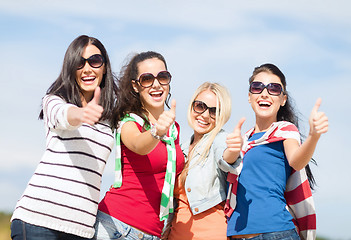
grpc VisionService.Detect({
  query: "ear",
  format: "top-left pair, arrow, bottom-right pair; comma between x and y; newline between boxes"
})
281,94 -> 287,106
248,93 -> 251,103
132,80 -> 139,93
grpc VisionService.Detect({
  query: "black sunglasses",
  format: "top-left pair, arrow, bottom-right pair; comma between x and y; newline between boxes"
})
192,100 -> 217,119
249,81 -> 284,96
77,54 -> 105,70
134,71 -> 172,88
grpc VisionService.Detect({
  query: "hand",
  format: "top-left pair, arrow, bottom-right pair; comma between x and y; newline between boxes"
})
81,87 -> 104,125
309,98 -> 328,137
155,99 -> 176,137
226,117 -> 246,154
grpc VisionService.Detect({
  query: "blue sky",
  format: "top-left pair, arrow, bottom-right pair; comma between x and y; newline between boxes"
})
0,1 -> 350,239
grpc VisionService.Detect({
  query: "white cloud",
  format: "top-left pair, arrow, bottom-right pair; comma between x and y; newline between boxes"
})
1,0 -> 351,31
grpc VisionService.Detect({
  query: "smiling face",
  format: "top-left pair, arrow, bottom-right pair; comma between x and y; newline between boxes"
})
249,71 -> 287,125
190,90 -> 218,138
75,44 -> 105,105
132,58 -> 169,113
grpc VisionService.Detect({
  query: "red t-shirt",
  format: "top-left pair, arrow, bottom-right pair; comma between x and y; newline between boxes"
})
98,121 -> 185,237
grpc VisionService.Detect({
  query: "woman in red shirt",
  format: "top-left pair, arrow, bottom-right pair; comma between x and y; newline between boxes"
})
95,51 -> 185,240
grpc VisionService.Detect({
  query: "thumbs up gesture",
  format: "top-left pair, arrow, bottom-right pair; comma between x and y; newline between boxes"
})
154,99 -> 176,138
82,87 -> 104,125
309,98 -> 328,137
223,117 -> 245,164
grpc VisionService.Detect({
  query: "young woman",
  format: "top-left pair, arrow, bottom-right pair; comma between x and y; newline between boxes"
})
165,82 -> 244,240
95,51 -> 185,240
226,63 -> 329,240
10,35 -> 118,239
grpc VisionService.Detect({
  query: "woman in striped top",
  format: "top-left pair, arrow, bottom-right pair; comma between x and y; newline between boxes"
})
10,35 -> 118,240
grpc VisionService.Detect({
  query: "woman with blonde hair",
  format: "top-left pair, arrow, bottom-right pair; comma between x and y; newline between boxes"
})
166,82 -> 244,240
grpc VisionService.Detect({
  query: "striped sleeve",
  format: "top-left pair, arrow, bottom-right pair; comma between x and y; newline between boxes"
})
43,95 -> 79,130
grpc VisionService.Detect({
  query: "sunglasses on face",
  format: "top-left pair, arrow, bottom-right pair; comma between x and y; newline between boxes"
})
249,81 -> 284,96
77,54 -> 105,70
192,100 -> 217,119
134,71 -> 172,88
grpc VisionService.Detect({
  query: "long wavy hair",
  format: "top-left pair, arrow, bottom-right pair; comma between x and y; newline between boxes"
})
180,82 -> 232,187
39,35 -> 118,125
112,51 -> 170,129
249,63 -> 316,189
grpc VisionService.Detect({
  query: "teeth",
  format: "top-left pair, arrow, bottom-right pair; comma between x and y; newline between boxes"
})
197,120 -> 208,125
258,101 -> 271,107
82,77 -> 95,81
150,92 -> 163,97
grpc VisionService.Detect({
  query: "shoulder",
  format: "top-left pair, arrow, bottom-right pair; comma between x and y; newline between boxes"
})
43,94 -> 64,103
214,129 -> 227,141
118,113 -> 145,130
276,121 -> 299,132
211,129 -> 227,148
275,121 -> 300,143
42,94 -> 74,114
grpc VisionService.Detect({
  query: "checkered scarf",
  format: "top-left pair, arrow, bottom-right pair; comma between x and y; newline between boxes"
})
112,113 -> 178,221
224,121 -> 316,240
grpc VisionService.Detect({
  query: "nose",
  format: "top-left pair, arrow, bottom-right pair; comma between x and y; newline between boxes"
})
151,78 -> 161,88
261,87 -> 269,97
82,62 -> 92,73
201,109 -> 211,118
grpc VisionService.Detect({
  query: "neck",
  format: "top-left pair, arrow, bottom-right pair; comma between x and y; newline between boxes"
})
81,91 -> 93,107
254,116 -> 277,133
192,132 -> 203,146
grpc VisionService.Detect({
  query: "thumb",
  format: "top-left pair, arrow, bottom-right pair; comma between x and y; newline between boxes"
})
311,98 -> 322,115
233,117 -> 246,135
91,87 -> 101,105
170,99 -> 176,115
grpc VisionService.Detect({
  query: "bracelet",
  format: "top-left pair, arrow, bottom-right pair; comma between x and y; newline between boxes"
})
150,124 -> 166,140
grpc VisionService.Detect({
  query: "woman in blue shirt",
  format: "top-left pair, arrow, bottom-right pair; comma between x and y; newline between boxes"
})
227,64 -> 328,240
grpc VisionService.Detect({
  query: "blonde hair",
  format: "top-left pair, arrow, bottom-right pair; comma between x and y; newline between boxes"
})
180,82 -> 232,186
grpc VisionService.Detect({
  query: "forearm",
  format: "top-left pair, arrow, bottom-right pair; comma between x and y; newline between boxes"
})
131,131 -> 160,155
288,135 -> 320,170
67,106 -> 83,127
222,148 -> 240,164
122,127 -> 160,155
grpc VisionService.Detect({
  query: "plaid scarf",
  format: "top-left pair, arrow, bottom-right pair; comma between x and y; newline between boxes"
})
113,113 -> 178,221
224,121 -> 316,240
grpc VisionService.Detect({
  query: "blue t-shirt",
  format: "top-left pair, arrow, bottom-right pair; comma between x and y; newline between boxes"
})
227,132 -> 296,236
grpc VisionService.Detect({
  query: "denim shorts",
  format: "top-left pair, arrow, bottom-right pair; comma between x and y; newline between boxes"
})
229,229 -> 300,240
11,219 -> 91,240
93,210 -> 161,240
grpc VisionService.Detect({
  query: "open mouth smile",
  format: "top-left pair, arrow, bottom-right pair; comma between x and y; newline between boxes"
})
149,91 -> 163,99
81,76 -> 96,84
258,100 -> 272,108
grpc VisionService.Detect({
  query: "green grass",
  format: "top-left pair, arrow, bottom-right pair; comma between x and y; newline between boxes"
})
0,212 -> 11,240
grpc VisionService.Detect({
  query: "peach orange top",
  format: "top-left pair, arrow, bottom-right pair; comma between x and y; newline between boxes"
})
168,179 -> 227,240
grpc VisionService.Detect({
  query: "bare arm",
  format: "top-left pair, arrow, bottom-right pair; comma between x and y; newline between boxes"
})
121,100 -> 176,155
284,98 -> 329,170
